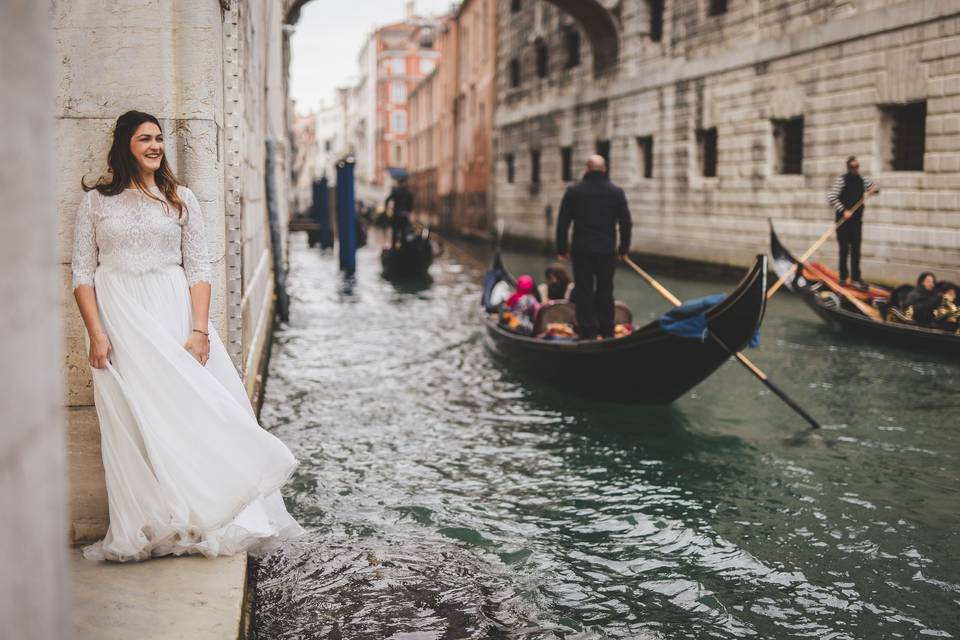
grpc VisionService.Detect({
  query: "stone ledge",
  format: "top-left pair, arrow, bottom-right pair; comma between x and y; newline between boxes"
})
71,550 -> 247,640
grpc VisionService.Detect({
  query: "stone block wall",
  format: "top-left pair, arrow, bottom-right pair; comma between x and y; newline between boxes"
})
494,0 -> 960,284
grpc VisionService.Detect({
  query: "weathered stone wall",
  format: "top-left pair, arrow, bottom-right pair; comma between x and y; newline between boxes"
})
495,0 -> 960,284
57,0 -> 289,543
1,3 -> 70,638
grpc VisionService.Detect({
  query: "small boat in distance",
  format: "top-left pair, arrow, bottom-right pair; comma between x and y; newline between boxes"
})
770,221 -> 960,356
480,251 -> 769,404
381,228 -> 439,279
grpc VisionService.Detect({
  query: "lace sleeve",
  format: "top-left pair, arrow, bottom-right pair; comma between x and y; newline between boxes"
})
71,192 -> 98,290
180,188 -> 212,287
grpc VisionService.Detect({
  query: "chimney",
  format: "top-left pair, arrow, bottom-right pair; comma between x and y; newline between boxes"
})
405,1 -> 416,19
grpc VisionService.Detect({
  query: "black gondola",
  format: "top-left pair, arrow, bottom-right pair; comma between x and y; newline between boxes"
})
480,252 -> 769,404
770,222 -> 960,356
381,229 -> 437,278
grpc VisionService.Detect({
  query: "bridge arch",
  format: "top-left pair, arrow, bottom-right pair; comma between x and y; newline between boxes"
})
283,0 -> 619,74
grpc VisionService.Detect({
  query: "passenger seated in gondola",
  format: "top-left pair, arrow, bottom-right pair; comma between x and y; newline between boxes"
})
932,283 -> 960,330
500,275 -> 540,335
893,272 -> 940,324
538,263 -> 574,301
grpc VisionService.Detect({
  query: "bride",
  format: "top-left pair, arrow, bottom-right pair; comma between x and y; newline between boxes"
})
72,110 -> 303,562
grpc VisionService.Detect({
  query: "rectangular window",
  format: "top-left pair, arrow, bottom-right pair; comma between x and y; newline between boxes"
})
510,58 -> 521,88
394,144 -> 403,164
880,102 -> 926,171
325,139 -> 333,152
772,117 -> 804,175
561,146 -> 573,182
535,38 -> 549,78
595,140 -> 611,174
391,81 -> 407,104
506,154 -> 515,183
696,127 -> 718,177
531,150 -> 541,184
511,0 -> 521,13
420,58 -> 435,74
648,0 -> 664,42
391,58 -> 406,75
636,135 -> 654,179
708,0 -> 728,16
564,28 -> 581,69
391,111 -> 407,133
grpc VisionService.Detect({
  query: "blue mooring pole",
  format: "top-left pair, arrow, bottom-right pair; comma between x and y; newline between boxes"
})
336,157 -> 357,274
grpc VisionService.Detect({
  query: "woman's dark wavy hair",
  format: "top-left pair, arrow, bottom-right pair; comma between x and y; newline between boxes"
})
916,271 -> 937,288
82,110 -> 186,222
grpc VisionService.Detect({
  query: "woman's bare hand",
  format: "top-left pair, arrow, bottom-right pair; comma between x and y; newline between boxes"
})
184,332 -> 210,366
89,333 -> 113,369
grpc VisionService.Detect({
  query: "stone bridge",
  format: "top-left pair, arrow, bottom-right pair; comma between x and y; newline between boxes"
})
283,0 -> 620,73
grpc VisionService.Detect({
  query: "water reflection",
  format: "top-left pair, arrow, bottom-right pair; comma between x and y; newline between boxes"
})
253,238 -> 960,640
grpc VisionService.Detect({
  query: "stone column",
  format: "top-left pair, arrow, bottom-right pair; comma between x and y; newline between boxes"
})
0,1 -> 71,639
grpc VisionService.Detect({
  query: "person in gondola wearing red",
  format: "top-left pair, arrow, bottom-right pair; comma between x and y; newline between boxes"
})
556,155 -> 632,340
827,155 -> 878,287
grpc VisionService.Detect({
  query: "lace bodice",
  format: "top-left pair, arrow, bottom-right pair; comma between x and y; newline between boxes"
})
71,186 -> 212,290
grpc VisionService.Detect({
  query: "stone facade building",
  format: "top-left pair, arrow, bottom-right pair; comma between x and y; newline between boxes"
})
409,0 -> 498,234
494,0 -> 960,284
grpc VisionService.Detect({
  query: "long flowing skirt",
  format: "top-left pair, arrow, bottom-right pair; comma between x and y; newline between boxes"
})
83,265 -> 303,562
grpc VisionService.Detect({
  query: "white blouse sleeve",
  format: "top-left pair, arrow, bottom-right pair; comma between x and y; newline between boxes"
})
180,188 -> 212,287
71,191 -> 98,290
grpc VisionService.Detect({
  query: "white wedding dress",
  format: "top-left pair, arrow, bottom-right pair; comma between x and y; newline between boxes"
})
72,185 -> 303,562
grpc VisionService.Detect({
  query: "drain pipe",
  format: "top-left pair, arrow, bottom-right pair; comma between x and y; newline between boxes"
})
265,138 -> 290,322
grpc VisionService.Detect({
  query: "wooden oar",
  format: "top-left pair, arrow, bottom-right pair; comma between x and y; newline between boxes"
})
623,256 -> 822,429
766,193 -> 871,299
805,261 -> 883,322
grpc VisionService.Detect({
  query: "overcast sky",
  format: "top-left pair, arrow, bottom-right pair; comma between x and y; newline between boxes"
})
290,0 -> 455,114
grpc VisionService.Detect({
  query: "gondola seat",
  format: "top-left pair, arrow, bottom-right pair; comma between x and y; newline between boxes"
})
533,300 -> 632,336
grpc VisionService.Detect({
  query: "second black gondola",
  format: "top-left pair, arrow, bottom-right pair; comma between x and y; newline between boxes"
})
770,222 -> 960,356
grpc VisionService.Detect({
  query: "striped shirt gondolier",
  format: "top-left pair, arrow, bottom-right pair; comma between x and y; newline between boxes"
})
827,174 -> 877,223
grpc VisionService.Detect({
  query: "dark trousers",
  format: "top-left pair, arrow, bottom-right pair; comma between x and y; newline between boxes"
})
837,219 -> 863,282
391,211 -> 411,246
572,252 -> 616,338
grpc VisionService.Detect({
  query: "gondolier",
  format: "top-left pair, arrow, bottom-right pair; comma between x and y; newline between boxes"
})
827,156 -> 878,285
556,155 -> 632,339
385,177 -> 414,249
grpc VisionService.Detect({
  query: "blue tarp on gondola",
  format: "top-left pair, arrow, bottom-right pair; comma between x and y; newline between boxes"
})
659,294 -> 760,347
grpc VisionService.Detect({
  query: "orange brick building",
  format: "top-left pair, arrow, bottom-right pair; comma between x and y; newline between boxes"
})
409,0 -> 496,234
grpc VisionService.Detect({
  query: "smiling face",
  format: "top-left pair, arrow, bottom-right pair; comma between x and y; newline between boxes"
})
129,122 -> 164,177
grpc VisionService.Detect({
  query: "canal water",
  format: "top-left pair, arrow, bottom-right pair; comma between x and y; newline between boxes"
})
253,234 -> 959,639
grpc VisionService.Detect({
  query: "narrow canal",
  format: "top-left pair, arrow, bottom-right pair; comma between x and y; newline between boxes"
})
253,234 -> 959,639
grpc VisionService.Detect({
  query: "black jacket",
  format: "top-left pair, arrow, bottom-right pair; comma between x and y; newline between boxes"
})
386,186 -> 414,214
556,171 -> 632,255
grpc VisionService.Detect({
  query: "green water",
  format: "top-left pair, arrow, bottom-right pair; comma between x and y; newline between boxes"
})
253,236 -> 960,639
